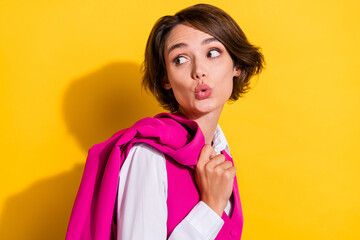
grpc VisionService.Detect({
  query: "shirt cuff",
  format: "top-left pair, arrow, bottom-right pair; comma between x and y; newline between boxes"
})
184,201 -> 224,238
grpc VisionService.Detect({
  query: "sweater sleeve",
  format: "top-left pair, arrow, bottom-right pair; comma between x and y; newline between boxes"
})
116,143 -> 224,240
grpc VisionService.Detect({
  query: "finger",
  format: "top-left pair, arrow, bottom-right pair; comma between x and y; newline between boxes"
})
215,160 -> 233,170
206,154 -> 226,169
209,148 -> 216,159
219,166 -> 237,182
227,166 -> 237,178
197,144 -> 215,167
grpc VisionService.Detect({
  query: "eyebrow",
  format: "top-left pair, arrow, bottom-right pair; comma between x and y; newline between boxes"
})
167,37 -> 219,55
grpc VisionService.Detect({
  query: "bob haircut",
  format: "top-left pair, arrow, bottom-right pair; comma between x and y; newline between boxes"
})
142,4 -> 265,113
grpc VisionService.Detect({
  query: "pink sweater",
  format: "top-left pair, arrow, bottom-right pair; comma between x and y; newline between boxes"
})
66,113 -> 243,239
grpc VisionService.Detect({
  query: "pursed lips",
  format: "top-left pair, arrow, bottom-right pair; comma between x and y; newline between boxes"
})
195,84 -> 212,100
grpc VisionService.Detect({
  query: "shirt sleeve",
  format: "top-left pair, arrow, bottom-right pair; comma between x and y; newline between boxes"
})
169,201 -> 224,240
116,143 -> 225,240
117,143 -> 168,239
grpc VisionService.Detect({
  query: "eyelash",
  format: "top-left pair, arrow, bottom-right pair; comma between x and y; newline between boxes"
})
172,48 -> 223,66
173,56 -> 188,66
207,48 -> 222,58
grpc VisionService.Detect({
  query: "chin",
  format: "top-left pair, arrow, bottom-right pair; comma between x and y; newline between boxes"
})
193,101 -> 223,114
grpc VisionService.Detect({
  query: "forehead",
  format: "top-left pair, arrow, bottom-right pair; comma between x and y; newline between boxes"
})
165,24 -> 215,50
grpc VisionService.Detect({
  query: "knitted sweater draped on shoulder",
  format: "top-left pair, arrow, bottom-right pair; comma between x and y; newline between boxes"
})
65,113 -> 205,240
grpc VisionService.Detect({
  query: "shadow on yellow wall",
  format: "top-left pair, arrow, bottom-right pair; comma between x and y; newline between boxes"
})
0,61 -> 161,239
63,61 -> 162,151
0,165 -> 84,240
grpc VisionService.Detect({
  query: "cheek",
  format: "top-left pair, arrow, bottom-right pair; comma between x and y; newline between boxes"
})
167,76 -> 190,103
224,79 -> 234,99
171,83 -> 191,104
216,67 -> 235,98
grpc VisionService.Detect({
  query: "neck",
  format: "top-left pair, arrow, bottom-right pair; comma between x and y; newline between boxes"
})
180,108 -> 223,145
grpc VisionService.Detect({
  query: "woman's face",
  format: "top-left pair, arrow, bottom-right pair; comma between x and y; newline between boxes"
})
164,24 -> 240,118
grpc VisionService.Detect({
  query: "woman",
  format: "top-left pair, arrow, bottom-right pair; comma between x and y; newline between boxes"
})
66,4 -> 264,240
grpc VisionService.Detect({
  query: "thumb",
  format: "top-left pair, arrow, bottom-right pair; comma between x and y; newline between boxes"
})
209,147 -> 216,159
197,144 -> 214,167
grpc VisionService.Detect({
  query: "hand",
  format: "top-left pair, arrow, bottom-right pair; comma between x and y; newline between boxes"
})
195,144 -> 237,217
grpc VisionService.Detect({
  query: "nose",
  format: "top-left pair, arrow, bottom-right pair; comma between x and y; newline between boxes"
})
192,60 -> 207,80
195,73 -> 206,79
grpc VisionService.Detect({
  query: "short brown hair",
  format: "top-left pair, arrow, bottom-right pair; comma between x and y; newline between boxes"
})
142,4 -> 265,113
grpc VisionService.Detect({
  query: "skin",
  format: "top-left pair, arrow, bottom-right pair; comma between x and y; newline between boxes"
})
164,23 -> 240,217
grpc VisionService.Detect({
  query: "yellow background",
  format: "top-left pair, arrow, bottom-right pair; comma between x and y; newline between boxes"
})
1,0 -> 359,239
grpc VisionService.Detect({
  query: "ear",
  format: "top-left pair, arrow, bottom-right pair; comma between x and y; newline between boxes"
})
163,77 -> 172,90
233,65 -> 241,77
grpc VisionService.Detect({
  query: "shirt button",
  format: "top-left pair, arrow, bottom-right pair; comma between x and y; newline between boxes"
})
230,230 -> 238,237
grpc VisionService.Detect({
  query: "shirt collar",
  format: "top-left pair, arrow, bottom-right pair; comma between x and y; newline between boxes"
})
212,125 -> 231,156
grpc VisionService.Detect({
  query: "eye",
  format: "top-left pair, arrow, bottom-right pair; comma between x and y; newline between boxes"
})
207,49 -> 222,58
173,56 -> 188,65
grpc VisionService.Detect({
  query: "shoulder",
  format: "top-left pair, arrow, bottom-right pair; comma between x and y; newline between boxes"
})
121,142 -> 167,180
127,142 -> 165,161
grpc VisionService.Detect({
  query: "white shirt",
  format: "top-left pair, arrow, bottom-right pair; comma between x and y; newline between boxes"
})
116,125 -> 233,240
